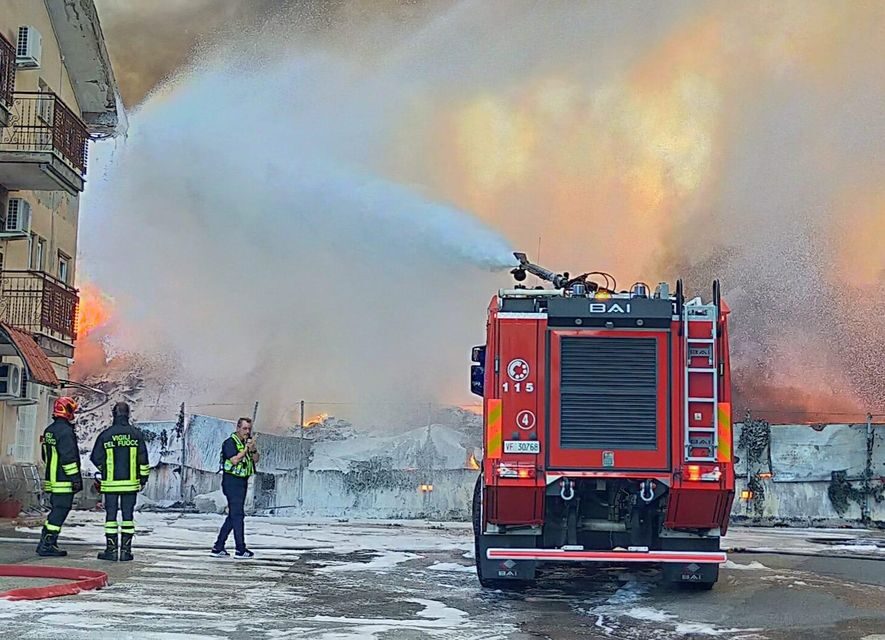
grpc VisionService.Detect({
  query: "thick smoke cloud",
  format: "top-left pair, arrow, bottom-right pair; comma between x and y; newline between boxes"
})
82,9 -> 514,426
94,0 -> 455,108
84,1 -> 885,425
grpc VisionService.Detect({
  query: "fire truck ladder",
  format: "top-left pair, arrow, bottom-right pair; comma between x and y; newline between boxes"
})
683,297 -> 719,462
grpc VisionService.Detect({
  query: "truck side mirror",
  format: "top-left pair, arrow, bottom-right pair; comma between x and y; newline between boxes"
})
471,345 -> 486,363
470,365 -> 484,397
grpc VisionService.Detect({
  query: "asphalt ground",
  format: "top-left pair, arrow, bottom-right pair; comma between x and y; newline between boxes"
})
0,514 -> 882,639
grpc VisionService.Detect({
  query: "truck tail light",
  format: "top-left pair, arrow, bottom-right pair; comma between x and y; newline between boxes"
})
685,465 -> 721,482
497,462 -> 536,479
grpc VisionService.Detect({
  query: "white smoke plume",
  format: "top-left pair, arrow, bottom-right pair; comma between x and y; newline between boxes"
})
81,1 -> 885,426
81,22 -> 515,426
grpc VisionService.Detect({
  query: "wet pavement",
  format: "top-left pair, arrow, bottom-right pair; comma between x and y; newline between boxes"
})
0,513 -> 883,639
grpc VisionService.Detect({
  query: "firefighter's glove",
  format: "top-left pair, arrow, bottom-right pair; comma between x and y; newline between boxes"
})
71,476 -> 84,494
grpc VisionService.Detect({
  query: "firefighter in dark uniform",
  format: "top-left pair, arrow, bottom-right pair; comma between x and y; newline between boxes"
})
211,417 -> 259,558
90,402 -> 150,561
37,397 -> 82,557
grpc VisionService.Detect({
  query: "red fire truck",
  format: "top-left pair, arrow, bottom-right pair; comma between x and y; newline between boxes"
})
470,253 -> 734,588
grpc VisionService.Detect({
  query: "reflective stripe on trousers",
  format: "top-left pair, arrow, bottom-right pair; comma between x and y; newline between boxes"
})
45,493 -> 74,532
43,481 -> 74,494
104,493 -> 137,537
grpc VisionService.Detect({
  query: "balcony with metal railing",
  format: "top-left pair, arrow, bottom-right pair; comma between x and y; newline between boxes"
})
0,33 -> 15,127
0,34 -> 13,127
0,270 -> 79,358
0,91 -> 90,194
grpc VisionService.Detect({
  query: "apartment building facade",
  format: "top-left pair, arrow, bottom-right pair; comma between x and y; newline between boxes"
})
0,0 -> 122,466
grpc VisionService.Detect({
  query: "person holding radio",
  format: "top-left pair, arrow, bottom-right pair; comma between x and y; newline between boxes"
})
211,417 -> 259,558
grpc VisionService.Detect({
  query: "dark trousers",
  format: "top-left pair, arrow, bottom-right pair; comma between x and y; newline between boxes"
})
45,493 -> 74,533
214,476 -> 247,552
104,493 -> 137,535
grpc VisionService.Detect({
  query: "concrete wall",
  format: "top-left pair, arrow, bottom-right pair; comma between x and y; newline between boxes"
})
141,464 -> 222,505
0,2 -> 90,467
731,422 -> 884,526
137,420 -> 884,526
257,469 -> 476,520
1,2 -> 83,280
155,465 -> 477,520
0,379 -> 56,465
1,3 -> 80,106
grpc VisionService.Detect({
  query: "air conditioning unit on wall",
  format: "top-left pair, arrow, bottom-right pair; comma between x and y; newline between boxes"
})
0,363 -> 23,400
7,381 -> 39,406
1,197 -> 31,237
16,26 -> 42,69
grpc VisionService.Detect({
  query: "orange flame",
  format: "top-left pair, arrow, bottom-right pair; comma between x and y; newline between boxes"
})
76,283 -> 115,338
71,282 -> 116,381
303,413 -> 330,427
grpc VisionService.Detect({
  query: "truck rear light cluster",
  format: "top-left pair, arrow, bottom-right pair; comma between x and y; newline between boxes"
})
685,464 -> 722,482
496,462 -> 536,479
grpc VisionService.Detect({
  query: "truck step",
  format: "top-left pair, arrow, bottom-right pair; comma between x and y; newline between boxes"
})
486,548 -> 727,564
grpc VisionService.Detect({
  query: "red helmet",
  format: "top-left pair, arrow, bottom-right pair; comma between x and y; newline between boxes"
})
53,396 -> 78,421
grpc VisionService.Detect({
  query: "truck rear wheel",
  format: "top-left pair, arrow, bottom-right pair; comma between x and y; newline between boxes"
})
472,474 -> 498,588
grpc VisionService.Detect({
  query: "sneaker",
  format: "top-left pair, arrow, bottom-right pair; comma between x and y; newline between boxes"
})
210,548 -> 229,558
234,549 -> 254,559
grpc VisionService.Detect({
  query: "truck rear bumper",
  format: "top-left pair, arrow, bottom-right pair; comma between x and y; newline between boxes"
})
486,548 -> 727,564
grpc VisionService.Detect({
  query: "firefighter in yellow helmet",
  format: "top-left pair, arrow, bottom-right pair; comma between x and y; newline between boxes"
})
90,402 -> 150,561
36,397 -> 82,557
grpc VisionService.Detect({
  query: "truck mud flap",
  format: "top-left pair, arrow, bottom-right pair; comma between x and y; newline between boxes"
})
477,534 -> 537,582
662,560 -> 720,585
659,536 -> 722,585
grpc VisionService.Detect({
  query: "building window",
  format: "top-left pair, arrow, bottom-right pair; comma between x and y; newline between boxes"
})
29,234 -> 46,271
58,252 -> 70,283
14,403 -> 38,463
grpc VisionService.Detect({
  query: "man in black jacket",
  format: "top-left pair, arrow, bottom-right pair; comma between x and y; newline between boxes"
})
90,402 -> 150,561
37,397 -> 82,557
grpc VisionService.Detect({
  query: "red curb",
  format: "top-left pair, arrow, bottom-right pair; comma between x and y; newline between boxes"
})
0,565 -> 108,600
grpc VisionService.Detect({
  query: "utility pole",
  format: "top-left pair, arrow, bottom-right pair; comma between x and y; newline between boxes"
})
862,413 -> 873,524
246,401 -> 260,514
177,402 -> 186,505
298,400 -> 305,506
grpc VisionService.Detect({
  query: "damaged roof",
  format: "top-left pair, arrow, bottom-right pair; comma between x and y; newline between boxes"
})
0,323 -> 61,387
45,0 -> 126,136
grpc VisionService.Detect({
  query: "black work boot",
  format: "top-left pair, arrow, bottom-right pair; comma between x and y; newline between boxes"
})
97,534 -> 119,561
119,532 -> 134,562
35,526 -> 48,554
37,530 -> 68,557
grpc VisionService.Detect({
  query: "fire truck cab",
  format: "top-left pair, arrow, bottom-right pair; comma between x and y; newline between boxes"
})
470,253 -> 734,588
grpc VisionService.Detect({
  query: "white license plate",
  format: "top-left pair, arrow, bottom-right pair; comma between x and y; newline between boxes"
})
504,441 -> 540,454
